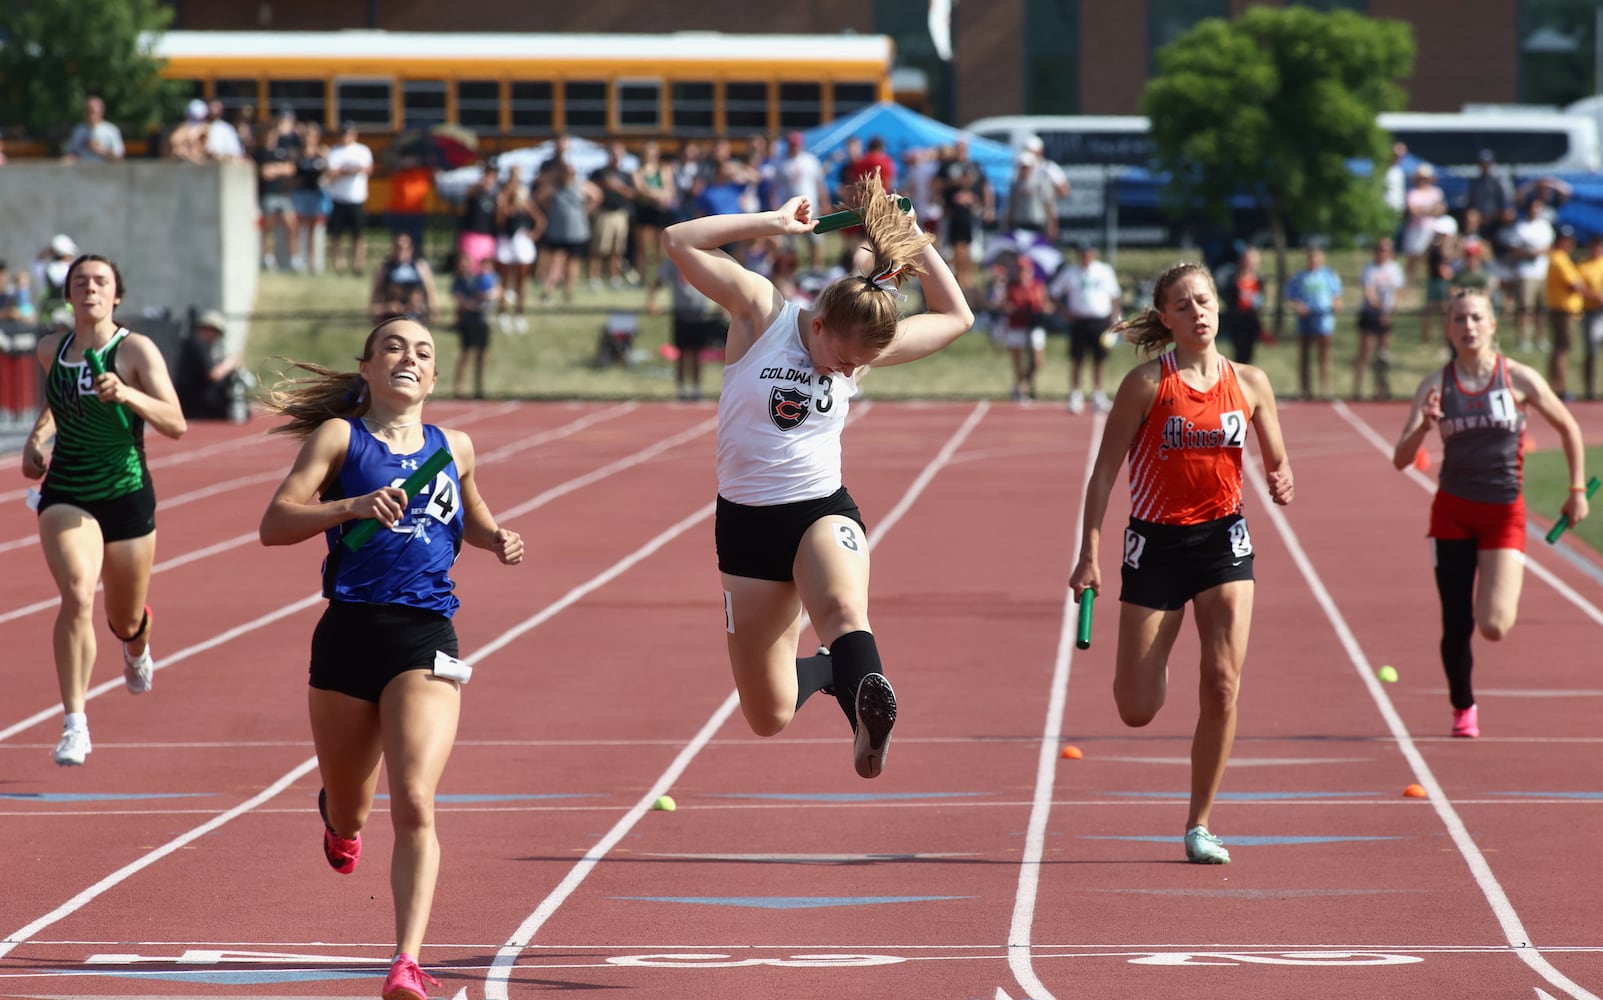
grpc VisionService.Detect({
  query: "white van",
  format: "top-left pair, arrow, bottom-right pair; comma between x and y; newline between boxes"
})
1378,110 -> 1601,172
966,110 -> 1601,174
962,114 -> 1155,167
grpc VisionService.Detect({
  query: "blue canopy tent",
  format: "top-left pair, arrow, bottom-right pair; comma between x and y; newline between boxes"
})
798,101 -> 1017,203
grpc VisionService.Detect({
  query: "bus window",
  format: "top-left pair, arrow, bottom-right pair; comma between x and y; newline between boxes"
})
509,82 -> 554,133
617,79 -> 661,131
457,81 -> 501,131
833,82 -> 878,118
268,80 -> 326,125
1038,129 -> 1155,167
778,82 -> 823,130
725,81 -> 770,132
336,80 -> 393,129
1389,129 -> 1569,170
563,80 -> 608,135
402,81 -> 448,130
214,79 -> 260,117
671,81 -> 716,135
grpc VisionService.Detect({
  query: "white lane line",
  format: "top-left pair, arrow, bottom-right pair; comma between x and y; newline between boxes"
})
0,757 -> 322,959
0,406 -> 708,741
1007,410 -> 1104,1000
1245,454 -> 1600,1000
483,402 -> 990,1000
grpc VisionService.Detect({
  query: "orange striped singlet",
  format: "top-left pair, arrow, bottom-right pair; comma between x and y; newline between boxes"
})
1126,353 -> 1252,525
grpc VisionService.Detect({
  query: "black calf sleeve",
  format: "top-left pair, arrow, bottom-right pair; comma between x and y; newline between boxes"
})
1433,539 -> 1478,711
795,652 -> 834,712
830,630 -> 884,730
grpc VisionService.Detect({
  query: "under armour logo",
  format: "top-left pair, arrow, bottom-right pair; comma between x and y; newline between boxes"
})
399,458 -> 419,471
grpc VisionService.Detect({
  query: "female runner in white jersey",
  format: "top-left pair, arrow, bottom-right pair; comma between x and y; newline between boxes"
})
663,172 -> 974,779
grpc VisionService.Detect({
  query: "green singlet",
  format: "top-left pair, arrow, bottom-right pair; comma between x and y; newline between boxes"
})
42,328 -> 148,503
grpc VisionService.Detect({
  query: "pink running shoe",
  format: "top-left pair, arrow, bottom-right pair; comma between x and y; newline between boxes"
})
382,953 -> 440,1000
1451,705 -> 1479,738
318,788 -> 361,874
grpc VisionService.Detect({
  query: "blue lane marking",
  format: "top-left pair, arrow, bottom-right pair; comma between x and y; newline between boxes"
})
707,792 -> 988,803
0,792 -> 214,802
1082,835 -> 1407,846
1105,791 -> 1379,801
91,970 -> 373,984
1491,791 -> 1603,800
614,895 -> 970,909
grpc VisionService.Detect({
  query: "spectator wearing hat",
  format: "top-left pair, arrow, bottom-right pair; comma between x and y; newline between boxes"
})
1400,164 -> 1445,286
175,310 -> 249,421
63,95 -> 124,164
1421,213 -> 1460,345
168,100 -> 211,163
1544,225 -> 1584,399
1023,134 -> 1070,200
1461,149 -> 1512,241
33,235 -> 79,329
1003,151 -> 1058,243
1048,242 -> 1122,412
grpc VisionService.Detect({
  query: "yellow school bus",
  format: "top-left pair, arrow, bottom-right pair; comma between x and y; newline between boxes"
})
154,29 -> 897,149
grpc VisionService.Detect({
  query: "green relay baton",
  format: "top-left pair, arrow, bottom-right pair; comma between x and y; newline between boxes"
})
342,447 -> 453,552
1076,589 -> 1095,650
83,347 -> 132,433
813,196 -> 913,234
1545,476 -> 1600,545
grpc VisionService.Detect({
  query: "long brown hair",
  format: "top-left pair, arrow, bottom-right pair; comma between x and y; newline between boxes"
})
811,171 -> 935,352
262,317 -> 415,439
1109,261 -> 1215,355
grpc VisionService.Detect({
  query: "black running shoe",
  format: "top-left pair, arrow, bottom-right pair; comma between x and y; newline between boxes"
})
852,673 -> 897,779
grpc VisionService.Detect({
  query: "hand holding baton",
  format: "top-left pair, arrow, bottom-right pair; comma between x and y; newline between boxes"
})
1075,589 -> 1095,650
1545,476 -> 1600,545
813,196 -> 913,234
342,447 -> 453,551
83,348 -> 132,432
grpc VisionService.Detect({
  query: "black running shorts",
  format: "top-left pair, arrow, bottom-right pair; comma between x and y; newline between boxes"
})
1119,514 -> 1255,611
715,486 -> 866,582
37,480 -> 156,543
309,601 -> 459,703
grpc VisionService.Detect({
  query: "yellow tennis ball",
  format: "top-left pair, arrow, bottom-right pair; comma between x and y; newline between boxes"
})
652,795 -> 677,812
1377,665 -> 1399,683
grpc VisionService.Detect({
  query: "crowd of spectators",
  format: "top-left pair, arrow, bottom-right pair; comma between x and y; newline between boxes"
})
18,101 -> 1602,405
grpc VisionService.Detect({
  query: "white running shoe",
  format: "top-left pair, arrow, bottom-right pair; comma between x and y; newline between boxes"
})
1092,390 -> 1112,413
1067,390 -> 1086,414
54,726 -> 91,766
1185,825 -> 1231,864
123,644 -> 153,694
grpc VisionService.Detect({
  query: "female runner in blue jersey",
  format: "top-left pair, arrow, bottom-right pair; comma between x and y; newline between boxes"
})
259,316 -> 523,1000
663,171 -> 974,779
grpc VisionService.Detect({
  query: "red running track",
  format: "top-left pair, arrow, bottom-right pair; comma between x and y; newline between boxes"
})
0,399 -> 1600,1000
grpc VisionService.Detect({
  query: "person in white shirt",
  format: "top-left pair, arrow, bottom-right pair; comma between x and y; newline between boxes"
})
663,173 -> 974,780
1354,237 -> 1405,400
1049,243 -> 1123,412
63,96 -> 124,163
324,123 -> 375,276
204,100 -> 246,162
776,132 -> 830,270
1509,197 -> 1555,351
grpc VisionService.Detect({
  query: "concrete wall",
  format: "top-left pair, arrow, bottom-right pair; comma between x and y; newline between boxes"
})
0,162 -> 258,358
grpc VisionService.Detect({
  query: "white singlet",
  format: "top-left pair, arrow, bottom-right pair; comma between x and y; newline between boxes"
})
716,301 -> 859,505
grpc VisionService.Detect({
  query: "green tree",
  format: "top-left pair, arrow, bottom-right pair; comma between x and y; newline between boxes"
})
0,0 -> 182,153
1141,7 -> 1414,331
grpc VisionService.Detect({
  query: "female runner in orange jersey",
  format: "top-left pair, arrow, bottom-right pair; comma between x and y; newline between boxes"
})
1069,261 -> 1294,864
